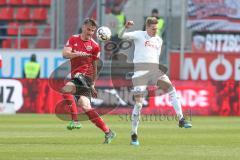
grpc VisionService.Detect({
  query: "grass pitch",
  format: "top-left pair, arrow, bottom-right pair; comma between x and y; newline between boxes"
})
0,114 -> 239,160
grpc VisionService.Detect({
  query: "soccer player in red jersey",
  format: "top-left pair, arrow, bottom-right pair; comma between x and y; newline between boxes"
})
61,18 -> 116,144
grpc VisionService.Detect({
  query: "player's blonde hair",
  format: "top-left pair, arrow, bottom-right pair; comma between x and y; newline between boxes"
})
145,17 -> 158,26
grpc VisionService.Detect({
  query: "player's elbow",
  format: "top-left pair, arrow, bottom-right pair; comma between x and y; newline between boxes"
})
62,51 -> 68,59
62,47 -> 71,59
118,33 -> 123,39
118,34 -> 128,40
118,28 -> 126,39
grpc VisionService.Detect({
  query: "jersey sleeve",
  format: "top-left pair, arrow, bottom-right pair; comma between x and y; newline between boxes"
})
121,31 -> 140,40
65,36 -> 75,48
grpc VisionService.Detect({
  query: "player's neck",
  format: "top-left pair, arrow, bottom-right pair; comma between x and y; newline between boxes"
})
80,34 -> 91,41
147,33 -> 155,37
146,31 -> 156,37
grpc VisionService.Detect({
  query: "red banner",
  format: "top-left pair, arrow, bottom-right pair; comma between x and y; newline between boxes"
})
0,78 -> 236,116
153,81 -> 217,116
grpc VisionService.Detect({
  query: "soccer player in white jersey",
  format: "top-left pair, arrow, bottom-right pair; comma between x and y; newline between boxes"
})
118,17 -> 192,146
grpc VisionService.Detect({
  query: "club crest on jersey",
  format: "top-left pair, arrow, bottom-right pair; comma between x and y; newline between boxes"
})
86,45 -> 93,51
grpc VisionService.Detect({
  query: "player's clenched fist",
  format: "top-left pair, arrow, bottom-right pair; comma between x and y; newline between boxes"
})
125,21 -> 134,29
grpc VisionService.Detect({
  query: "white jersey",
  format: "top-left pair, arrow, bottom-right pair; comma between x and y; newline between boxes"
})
122,30 -> 162,64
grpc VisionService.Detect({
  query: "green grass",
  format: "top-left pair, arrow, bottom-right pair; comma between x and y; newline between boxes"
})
0,114 -> 240,160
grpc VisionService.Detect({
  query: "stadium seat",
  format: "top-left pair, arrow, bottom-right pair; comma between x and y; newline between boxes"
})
14,39 -> 29,48
39,0 -> 51,6
24,0 -> 39,6
21,23 -> 38,36
15,8 -> 31,21
7,22 -> 20,36
32,8 -> 48,21
8,0 -> 23,5
0,8 -> 14,20
0,0 -> 7,6
1,39 -> 12,48
35,27 -> 51,48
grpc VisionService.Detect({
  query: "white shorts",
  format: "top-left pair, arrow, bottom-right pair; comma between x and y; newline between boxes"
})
132,70 -> 171,95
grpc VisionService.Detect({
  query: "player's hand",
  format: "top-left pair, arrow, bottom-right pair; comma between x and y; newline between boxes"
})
125,21 -> 134,29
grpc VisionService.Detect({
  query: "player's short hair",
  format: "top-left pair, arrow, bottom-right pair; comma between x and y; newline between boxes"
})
146,17 -> 158,26
83,18 -> 98,27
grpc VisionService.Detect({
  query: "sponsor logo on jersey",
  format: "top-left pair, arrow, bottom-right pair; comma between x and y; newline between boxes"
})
78,51 -> 91,57
145,40 -> 160,50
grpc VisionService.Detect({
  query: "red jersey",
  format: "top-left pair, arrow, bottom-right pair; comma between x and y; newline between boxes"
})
65,34 -> 100,80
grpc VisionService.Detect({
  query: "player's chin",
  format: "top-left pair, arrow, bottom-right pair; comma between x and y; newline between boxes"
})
88,34 -> 93,39
86,35 -> 92,40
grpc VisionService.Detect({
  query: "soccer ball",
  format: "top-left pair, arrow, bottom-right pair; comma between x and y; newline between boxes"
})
96,26 -> 111,41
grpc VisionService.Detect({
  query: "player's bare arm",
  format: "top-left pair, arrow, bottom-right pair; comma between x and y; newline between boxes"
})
62,47 -> 81,59
62,47 -> 89,59
118,20 -> 134,38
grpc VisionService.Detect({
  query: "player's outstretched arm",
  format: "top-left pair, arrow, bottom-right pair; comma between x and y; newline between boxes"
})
62,47 -> 82,59
118,20 -> 134,39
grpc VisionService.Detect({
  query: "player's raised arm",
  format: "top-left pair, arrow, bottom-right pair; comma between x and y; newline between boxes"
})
118,20 -> 137,40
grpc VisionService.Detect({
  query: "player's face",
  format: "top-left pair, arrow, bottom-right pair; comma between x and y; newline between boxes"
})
82,24 -> 96,40
152,13 -> 159,18
146,24 -> 158,37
